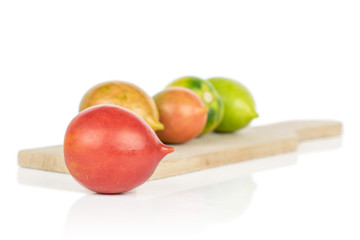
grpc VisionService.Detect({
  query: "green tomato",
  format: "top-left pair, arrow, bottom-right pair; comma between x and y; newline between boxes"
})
208,77 -> 258,132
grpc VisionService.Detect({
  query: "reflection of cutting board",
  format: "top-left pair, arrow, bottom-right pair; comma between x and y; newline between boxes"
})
18,120 -> 342,180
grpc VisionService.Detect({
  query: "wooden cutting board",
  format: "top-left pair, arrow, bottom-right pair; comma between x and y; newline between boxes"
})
18,120 -> 342,180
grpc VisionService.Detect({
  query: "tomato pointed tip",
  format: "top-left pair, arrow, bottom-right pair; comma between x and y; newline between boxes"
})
160,145 -> 174,155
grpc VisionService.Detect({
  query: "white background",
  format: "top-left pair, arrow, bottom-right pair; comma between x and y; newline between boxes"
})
1,0 -> 359,239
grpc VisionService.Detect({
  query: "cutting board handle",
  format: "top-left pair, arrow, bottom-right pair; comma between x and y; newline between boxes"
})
267,120 -> 342,140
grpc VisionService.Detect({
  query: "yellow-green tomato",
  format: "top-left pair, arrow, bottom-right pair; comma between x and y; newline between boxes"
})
208,77 -> 258,132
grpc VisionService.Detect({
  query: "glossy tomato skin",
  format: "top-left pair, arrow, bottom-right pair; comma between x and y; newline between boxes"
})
64,104 -> 173,194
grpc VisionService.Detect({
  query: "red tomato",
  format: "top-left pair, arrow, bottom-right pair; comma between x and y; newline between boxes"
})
64,104 -> 174,194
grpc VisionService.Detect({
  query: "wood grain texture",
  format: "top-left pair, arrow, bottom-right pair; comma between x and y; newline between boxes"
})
18,120 -> 342,180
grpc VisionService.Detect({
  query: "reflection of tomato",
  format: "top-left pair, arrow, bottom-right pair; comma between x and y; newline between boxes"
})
64,175 -> 256,236
154,87 -> 208,144
64,104 -> 174,194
